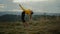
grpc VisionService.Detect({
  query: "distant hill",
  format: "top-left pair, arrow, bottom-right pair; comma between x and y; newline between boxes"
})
0,14 -> 21,22
0,14 -> 41,22
0,11 -> 60,16
0,11 -> 22,16
0,13 -> 60,22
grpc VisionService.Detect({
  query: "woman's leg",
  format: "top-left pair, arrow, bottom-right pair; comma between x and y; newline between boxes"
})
21,11 -> 29,27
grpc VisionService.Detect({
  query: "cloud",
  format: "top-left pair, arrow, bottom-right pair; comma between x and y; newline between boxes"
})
9,9 -> 22,12
0,9 -> 22,12
13,0 -> 49,3
0,4 -> 4,8
0,0 -> 60,13
0,0 -> 19,11
0,4 -> 4,6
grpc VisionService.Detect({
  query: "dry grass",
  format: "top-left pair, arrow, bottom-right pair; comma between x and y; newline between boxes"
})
0,16 -> 60,34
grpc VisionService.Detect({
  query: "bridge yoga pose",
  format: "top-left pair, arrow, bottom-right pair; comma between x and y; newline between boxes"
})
19,4 -> 33,27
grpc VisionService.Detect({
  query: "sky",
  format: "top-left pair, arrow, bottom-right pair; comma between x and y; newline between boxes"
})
0,0 -> 60,13
13,0 -> 49,2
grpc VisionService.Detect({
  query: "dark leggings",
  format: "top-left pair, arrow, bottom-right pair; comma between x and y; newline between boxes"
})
21,11 -> 25,22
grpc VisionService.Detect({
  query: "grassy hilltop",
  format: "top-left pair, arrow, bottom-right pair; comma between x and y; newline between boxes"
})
0,15 -> 60,34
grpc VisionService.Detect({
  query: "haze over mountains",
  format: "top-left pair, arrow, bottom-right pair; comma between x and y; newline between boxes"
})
0,11 -> 60,22
0,11 -> 60,16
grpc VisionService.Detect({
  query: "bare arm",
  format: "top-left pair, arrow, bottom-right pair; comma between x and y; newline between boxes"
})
19,4 -> 25,11
29,11 -> 33,20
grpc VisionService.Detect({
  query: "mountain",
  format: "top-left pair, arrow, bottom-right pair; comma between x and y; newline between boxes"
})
0,11 -> 60,16
0,14 -> 21,22
0,11 -> 22,16
0,13 -> 60,22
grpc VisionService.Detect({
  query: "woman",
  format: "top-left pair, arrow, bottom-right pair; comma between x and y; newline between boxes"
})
21,9 -> 33,27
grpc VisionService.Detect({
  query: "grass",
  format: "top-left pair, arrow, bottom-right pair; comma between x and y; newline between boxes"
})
0,16 -> 60,34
